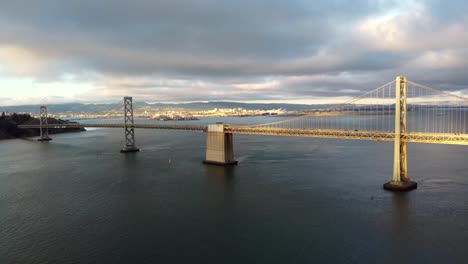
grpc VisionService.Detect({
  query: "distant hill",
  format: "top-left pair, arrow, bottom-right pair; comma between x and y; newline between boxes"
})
0,103 -> 124,115
0,113 -> 84,140
144,101 -> 329,111
1,101 -> 464,116
0,101 -> 330,115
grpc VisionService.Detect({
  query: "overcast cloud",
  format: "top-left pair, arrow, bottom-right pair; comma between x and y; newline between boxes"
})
0,0 -> 467,105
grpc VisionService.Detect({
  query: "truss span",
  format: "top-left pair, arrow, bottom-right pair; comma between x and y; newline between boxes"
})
225,126 -> 468,145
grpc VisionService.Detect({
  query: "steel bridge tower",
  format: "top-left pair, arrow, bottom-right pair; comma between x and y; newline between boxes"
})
384,76 -> 417,191
37,106 -> 52,141
120,96 -> 140,153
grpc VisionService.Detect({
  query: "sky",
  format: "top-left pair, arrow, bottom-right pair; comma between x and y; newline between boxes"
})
0,0 -> 467,106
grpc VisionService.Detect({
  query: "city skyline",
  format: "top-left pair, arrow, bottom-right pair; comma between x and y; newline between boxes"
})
1,0 -> 467,106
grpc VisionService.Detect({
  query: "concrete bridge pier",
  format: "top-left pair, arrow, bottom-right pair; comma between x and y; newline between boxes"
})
384,76 -> 417,191
203,124 -> 238,166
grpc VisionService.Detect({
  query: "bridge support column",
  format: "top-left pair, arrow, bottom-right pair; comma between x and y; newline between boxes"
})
384,76 -> 417,191
203,124 -> 238,165
37,106 -> 52,141
120,96 -> 140,153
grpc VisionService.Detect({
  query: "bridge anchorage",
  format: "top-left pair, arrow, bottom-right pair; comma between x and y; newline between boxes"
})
120,96 -> 140,153
384,76 -> 417,191
37,106 -> 52,142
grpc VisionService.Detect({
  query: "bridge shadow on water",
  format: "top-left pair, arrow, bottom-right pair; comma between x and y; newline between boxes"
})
205,165 -> 237,190
204,165 -> 238,209
387,192 -> 415,258
390,192 -> 410,233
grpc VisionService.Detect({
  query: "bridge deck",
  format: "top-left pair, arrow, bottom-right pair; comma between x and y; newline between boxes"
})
18,124 -> 468,145
19,123 -> 208,131
227,126 -> 468,145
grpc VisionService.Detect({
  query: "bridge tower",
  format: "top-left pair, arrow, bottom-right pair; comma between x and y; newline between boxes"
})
120,96 -> 140,153
384,76 -> 417,191
37,106 -> 52,141
203,124 -> 238,165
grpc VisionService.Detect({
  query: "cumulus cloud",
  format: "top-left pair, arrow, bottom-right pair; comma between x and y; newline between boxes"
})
356,9 -> 468,52
0,0 -> 467,105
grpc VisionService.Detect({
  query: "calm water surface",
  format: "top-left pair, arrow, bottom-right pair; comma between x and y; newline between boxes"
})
1,117 -> 467,263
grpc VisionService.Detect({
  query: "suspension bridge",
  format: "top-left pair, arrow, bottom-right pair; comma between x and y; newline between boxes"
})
18,76 -> 468,191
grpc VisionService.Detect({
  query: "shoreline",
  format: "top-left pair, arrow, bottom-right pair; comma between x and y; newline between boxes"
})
0,114 -> 86,141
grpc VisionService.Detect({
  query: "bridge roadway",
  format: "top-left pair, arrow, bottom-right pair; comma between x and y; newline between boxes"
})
18,123 -> 468,145
19,123 -> 208,131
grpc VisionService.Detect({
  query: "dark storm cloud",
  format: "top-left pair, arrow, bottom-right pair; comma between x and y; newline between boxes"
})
0,0 -> 385,74
0,0 -> 467,103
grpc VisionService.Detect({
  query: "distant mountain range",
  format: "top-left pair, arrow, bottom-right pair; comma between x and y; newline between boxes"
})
0,101 -> 465,116
0,101 -> 330,115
